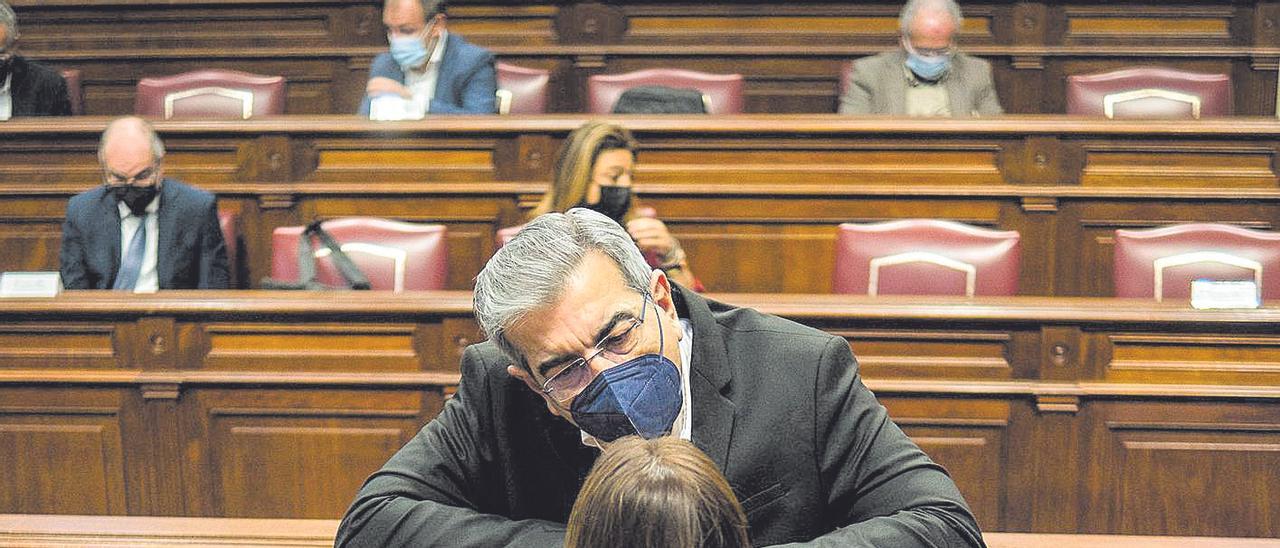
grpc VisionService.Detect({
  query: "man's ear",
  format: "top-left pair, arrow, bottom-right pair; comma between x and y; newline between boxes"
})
649,269 -> 678,319
506,364 -> 541,393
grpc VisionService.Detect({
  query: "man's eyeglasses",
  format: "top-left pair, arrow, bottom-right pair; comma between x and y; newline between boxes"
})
103,164 -> 160,187
539,293 -> 650,404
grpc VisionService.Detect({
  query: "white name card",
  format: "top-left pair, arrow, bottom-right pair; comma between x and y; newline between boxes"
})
369,95 -> 426,121
0,272 -> 63,298
1190,279 -> 1260,309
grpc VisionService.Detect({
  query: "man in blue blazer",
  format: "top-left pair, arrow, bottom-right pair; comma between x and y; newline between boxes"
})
358,0 -> 496,116
59,117 -> 228,291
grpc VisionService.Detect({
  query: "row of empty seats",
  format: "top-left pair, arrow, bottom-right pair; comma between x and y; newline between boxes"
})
224,216 -> 1280,299
62,65 -> 1231,119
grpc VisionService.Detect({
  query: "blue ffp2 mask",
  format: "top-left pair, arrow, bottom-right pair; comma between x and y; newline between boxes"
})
569,301 -> 682,442
906,52 -> 950,81
389,34 -> 430,70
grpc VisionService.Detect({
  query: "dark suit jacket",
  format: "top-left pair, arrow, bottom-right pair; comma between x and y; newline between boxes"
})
9,56 -> 71,117
336,287 -> 983,547
59,178 -> 229,289
357,33 -> 496,115
839,50 -> 1003,117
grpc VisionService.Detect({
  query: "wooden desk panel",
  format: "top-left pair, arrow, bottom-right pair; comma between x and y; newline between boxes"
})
0,293 -> 1278,536
5,116 -> 1280,295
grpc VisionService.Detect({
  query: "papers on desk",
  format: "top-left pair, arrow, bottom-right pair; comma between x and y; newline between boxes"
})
1190,279 -> 1260,309
0,272 -> 62,298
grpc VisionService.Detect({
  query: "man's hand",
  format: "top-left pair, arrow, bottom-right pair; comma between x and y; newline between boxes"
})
367,77 -> 412,99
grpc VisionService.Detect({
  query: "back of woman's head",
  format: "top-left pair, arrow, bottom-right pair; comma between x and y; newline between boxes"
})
566,436 -> 750,548
532,120 -> 638,217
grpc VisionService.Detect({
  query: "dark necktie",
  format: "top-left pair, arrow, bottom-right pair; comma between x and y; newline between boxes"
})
112,214 -> 147,291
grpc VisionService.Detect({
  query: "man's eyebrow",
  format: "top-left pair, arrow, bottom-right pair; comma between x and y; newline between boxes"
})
534,309 -> 632,378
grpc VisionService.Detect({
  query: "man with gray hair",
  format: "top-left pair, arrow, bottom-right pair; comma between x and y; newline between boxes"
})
0,1 -> 70,119
840,0 -> 1002,116
337,208 -> 984,547
60,116 -> 228,290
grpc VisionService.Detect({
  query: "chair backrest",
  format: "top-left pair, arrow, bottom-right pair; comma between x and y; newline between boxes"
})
1113,223 -> 1280,301
270,217 -> 448,291
495,62 -> 550,115
217,211 -> 240,288
60,69 -> 84,115
833,219 -> 1021,296
1065,66 -> 1232,119
135,69 -> 286,119
586,69 -> 745,115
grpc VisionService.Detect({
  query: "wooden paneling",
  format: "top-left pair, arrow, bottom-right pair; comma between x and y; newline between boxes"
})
5,116 -> 1280,295
8,1 -> 1280,115
2,291 -> 1280,536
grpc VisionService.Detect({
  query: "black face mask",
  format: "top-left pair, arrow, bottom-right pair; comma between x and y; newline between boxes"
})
109,184 -> 159,217
581,185 -> 631,223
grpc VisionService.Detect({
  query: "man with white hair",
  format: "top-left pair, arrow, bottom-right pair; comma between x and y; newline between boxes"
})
59,116 -> 228,290
840,0 -> 1002,116
0,1 -> 71,119
337,208 -> 983,547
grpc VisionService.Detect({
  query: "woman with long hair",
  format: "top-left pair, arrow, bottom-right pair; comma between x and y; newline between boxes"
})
566,436 -> 750,548
528,120 -> 701,289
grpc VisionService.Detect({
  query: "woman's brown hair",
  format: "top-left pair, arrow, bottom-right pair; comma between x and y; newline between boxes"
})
528,120 -> 639,220
565,436 -> 750,548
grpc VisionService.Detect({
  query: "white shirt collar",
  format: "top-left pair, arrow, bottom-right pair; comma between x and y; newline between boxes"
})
0,72 -> 12,121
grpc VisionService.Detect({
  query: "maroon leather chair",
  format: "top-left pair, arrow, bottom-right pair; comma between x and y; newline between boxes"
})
833,219 -> 1021,296
586,69 -> 745,114
217,211 -> 240,288
1113,223 -> 1280,301
59,69 -> 83,115
837,60 -> 855,103
495,62 -> 550,115
1065,67 -> 1232,119
271,217 -> 448,291
135,69 -> 286,119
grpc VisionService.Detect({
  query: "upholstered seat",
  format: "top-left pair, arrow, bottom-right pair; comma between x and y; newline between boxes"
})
586,68 -> 745,114
135,69 -> 286,119
1065,67 -> 1231,119
833,219 -> 1021,296
271,217 -> 448,291
1113,223 -> 1280,300
495,62 -> 550,115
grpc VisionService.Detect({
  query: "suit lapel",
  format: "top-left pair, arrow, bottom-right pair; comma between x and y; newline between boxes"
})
881,50 -> 908,115
433,34 -> 462,101
677,287 -> 738,474
155,180 -> 177,289
946,55 -> 973,117
99,192 -> 123,287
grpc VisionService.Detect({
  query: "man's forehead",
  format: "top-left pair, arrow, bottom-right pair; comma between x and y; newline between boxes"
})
505,252 -> 638,361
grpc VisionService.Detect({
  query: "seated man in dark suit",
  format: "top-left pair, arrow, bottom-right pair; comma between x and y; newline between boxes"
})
336,208 -> 983,547
0,1 -> 71,119
59,117 -> 228,291
358,0 -> 496,116
840,0 -> 1002,117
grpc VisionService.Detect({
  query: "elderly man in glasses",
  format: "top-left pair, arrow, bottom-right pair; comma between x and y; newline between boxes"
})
0,1 -> 71,119
59,116 -> 228,291
840,0 -> 1002,117
337,208 -> 983,547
